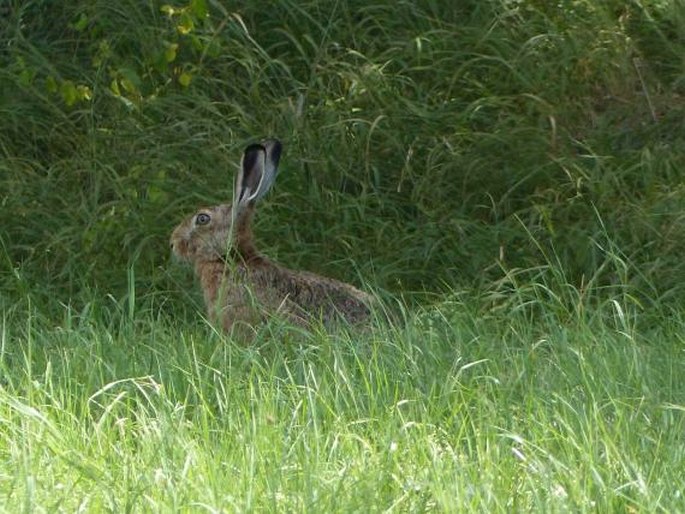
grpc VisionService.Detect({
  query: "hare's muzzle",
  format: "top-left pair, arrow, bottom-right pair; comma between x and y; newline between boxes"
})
170,224 -> 192,260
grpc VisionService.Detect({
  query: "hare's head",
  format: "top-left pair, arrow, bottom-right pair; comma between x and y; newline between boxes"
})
170,139 -> 282,264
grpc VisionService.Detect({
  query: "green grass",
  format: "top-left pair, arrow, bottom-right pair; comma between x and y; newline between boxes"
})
1,0 -> 684,511
1,292 -> 684,512
2,0 -> 684,305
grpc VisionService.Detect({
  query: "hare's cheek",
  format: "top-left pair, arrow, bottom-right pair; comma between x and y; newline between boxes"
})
173,239 -> 190,258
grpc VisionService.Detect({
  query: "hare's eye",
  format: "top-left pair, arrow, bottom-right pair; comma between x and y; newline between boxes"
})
196,213 -> 211,225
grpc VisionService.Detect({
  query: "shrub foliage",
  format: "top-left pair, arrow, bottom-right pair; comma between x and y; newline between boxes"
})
1,0 -> 684,312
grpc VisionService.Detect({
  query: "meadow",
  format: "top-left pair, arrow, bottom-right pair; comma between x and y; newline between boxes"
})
1,0 -> 684,511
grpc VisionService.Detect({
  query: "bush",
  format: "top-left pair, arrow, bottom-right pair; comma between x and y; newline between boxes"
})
1,0 -> 683,315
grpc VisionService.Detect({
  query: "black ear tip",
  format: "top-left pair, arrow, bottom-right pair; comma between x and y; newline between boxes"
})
270,140 -> 282,163
262,138 -> 282,148
244,143 -> 266,155
242,143 -> 266,170
260,138 -> 282,164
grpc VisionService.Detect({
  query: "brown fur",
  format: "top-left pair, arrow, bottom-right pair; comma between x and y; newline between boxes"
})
170,144 -> 372,333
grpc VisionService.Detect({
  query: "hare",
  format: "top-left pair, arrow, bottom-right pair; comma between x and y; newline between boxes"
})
170,139 -> 372,332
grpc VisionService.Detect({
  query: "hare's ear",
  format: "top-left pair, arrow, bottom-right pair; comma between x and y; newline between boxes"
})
235,143 -> 265,209
257,138 -> 282,201
234,139 -> 282,212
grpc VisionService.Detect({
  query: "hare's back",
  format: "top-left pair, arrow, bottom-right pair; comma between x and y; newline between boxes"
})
250,264 -> 372,325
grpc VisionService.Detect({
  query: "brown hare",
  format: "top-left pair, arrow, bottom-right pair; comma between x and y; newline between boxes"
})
170,139 -> 372,333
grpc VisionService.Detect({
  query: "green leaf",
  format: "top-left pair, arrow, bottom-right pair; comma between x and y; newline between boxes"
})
45,75 -> 58,94
77,85 -> 92,101
120,78 -> 137,94
178,72 -> 192,87
189,34 -> 204,52
190,0 -> 208,19
73,13 -> 89,32
60,81 -> 78,106
110,78 -> 121,96
177,13 -> 194,35
118,68 -> 141,89
164,43 -> 179,63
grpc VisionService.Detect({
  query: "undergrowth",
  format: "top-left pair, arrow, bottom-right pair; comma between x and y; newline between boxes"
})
0,1 -> 684,511
1,0 -> 683,312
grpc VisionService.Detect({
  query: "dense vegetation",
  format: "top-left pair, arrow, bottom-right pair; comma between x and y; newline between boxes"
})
1,0 -> 684,511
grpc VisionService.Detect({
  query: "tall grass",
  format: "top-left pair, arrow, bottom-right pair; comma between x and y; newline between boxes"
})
1,285 -> 684,511
1,1 -> 684,510
1,0 -> 684,311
